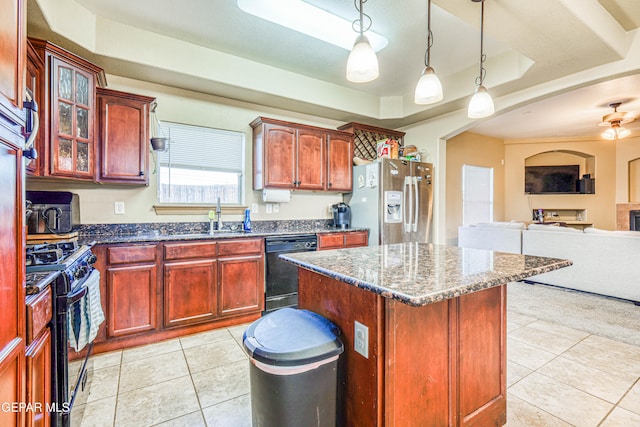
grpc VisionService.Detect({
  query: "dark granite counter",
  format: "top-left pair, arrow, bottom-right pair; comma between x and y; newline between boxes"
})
77,220 -> 367,245
280,243 -> 572,306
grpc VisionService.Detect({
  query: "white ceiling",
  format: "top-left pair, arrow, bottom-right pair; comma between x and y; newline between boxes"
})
26,0 -> 640,139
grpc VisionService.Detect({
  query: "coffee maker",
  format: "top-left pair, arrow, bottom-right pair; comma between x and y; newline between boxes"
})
331,202 -> 351,229
26,191 -> 80,234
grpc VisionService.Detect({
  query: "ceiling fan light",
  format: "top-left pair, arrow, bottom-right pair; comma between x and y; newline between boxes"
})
601,127 -> 617,140
468,85 -> 495,119
414,66 -> 443,104
346,35 -> 379,83
618,126 -> 631,139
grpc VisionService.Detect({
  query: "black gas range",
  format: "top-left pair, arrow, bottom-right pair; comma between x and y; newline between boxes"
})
26,240 -> 102,427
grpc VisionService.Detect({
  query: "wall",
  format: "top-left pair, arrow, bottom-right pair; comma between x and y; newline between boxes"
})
26,75 -> 345,225
504,137 -> 617,229
615,136 -> 640,203
444,132 -> 505,246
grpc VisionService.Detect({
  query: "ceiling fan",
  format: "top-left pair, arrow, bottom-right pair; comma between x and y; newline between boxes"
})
598,102 -> 634,140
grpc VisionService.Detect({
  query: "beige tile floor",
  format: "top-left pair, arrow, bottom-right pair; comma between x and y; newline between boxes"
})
70,283 -> 640,427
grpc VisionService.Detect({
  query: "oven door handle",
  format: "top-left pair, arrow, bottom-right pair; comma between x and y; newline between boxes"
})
67,284 -> 88,304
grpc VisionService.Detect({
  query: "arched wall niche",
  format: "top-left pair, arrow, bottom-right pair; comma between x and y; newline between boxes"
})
524,150 -> 596,177
629,157 -> 640,202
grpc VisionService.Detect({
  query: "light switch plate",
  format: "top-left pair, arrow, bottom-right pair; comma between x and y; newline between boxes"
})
354,321 -> 369,358
265,203 -> 273,214
114,201 -> 125,215
273,203 -> 279,213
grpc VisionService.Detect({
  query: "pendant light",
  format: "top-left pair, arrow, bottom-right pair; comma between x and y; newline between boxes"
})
415,0 -> 443,104
346,0 -> 379,83
468,0 -> 495,119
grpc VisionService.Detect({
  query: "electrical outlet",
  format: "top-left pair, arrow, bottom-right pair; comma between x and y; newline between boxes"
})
265,203 -> 273,214
251,203 -> 259,214
273,203 -> 279,213
354,321 -> 369,358
114,201 -> 125,215
328,204 -> 333,213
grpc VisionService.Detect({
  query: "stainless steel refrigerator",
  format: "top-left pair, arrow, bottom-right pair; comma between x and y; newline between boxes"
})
346,158 -> 434,245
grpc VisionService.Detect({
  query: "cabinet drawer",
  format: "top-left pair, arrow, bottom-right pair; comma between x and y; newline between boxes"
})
26,286 -> 52,345
318,233 -> 345,250
108,245 -> 157,265
345,231 -> 368,247
218,238 -> 263,256
164,241 -> 218,260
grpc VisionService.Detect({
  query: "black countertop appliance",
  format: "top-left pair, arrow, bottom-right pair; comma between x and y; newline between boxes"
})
26,191 -> 79,234
331,202 -> 351,229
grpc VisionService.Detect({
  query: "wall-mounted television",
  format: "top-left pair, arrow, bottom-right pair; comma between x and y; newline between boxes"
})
525,165 -> 580,194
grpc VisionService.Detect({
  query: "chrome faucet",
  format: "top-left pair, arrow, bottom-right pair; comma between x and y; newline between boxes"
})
216,197 -> 223,231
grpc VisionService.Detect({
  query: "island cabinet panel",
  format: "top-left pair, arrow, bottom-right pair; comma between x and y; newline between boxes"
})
297,269 -> 507,427
106,264 -> 159,337
298,269 -> 384,427
164,260 -> 218,328
457,285 -> 506,427
384,299 -> 452,426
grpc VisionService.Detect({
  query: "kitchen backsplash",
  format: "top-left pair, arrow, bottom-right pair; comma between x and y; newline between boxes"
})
78,219 -> 334,237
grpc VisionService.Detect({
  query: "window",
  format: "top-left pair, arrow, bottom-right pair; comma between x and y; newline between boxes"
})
462,165 -> 493,226
157,122 -> 245,205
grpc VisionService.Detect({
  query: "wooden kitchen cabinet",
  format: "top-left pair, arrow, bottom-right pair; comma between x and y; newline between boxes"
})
96,88 -> 155,185
326,131 -> 353,192
0,1 -> 27,423
25,329 -> 51,427
218,238 -> 264,316
251,117 -> 352,191
317,231 -> 368,250
28,38 -> 106,180
25,41 -> 44,175
91,237 -> 264,353
164,259 -> 218,328
104,245 -> 160,338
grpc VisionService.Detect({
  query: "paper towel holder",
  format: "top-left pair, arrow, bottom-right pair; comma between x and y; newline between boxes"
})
262,189 -> 291,203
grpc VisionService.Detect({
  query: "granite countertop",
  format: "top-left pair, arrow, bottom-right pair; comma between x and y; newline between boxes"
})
79,227 -> 368,245
280,243 -> 572,307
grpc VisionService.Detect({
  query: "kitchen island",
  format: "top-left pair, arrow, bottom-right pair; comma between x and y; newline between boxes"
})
281,243 -> 572,427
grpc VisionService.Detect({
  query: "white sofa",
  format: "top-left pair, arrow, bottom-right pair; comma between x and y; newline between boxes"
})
458,222 -> 525,254
458,223 -> 640,303
522,226 -> 640,303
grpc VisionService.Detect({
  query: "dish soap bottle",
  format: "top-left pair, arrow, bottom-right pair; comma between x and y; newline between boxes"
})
243,208 -> 252,232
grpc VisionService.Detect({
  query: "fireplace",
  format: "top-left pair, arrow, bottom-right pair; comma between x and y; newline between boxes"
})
630,210 -> 640,231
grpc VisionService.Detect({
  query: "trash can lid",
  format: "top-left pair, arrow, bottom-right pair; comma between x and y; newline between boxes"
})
243,308 -> 344,366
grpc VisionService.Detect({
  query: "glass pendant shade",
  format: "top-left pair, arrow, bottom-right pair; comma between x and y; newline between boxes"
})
601,124 -> 631,140
346,35 -> 379,83
414,66 -> 443,104
468,85 -> 495,118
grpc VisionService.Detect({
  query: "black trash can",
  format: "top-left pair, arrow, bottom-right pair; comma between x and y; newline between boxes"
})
243,308 -> 344,427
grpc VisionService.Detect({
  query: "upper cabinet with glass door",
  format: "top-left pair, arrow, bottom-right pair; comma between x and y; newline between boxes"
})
28,39 -> 106,180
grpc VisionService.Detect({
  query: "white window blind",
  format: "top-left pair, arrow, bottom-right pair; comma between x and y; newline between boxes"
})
462,164 -> 494,226
157,121 -> 245,204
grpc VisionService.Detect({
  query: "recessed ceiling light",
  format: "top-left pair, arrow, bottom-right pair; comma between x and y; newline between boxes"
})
237,0 -> 388,52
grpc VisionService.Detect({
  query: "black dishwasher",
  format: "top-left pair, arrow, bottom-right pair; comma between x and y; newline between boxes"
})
264,234 -> 317,314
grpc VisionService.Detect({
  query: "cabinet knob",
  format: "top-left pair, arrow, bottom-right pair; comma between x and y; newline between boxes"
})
328,182 -> 333,187
139,171 -> 145,176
